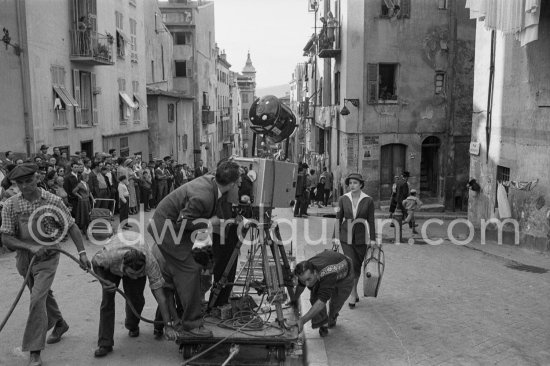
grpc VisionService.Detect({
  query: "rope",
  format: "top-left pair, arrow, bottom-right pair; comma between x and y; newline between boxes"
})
0,256 -> 36,332
0,247 -> 163,334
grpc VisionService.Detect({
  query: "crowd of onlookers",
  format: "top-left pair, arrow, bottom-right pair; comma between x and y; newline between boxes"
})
0,145 -> 211,235
293,163 -> 334,218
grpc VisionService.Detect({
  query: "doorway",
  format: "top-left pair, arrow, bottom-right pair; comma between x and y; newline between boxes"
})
420,136 -> 440,197
80,140 -> 93,159
380,144 -> 406,200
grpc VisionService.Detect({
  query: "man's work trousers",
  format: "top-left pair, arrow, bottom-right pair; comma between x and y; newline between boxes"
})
95,267 -> 146,347
16,251 -> 63,352
161,253 -> 204,331
209,227 -> 239,307
310,263 -> 354,329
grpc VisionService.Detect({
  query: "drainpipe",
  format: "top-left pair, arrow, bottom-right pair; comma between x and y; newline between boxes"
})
486,30 -> 496,164
175,99 -> 179,162
446,0 -> 458,209
16,0 -> 32,156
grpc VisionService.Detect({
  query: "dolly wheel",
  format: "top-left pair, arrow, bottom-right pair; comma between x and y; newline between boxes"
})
276,347 -> 286,362
182,345 -> 195,360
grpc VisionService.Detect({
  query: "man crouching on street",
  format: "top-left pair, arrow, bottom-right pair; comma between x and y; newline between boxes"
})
289,250 -> 354,337
0,163 -> 91,366
91,232 -> 178,358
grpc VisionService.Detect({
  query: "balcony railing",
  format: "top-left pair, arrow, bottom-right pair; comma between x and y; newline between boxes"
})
318,23 -> 341,58
70,29 -> 114,65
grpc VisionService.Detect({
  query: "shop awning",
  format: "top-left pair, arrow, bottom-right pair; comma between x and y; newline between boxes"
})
133,93 -> 147,109
53,86 -> 78,107
119,92 -> 137,109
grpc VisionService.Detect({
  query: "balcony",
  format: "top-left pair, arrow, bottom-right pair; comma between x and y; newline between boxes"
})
70,30 -> 114,65
318,19 -> 340,58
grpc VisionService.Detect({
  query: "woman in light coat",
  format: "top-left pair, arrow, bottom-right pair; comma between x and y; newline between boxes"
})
333,173 -> 376,308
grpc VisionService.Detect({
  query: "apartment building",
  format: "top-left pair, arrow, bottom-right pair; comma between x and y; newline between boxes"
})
0,0 -> 149,158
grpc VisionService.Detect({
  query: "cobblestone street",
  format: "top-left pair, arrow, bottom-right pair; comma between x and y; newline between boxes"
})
276,209 -> 550,366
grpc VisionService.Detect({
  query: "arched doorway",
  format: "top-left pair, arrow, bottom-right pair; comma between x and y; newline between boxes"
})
380,143 -> 407,200
420,136 -> 440,197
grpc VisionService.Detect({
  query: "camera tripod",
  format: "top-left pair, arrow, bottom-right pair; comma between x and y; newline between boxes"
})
208,206 -> 295,326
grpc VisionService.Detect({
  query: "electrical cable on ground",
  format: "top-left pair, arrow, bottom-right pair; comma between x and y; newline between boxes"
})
181,291 -> 289,366
0,256 -> 36,332
0,247 -> 164,334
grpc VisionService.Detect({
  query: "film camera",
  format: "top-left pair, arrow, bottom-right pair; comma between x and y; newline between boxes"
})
232,157 -> 298,210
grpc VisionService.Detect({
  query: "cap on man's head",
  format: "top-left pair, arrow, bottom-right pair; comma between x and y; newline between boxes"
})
410,189 -> 417,194
109,148 -> 116,154
7,163 -> 38,181
402,171 -> 410,178
40,144 -> 49,151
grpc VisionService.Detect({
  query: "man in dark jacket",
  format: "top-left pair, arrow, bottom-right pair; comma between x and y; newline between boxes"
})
293,163 -> 309,217
194,160 -> 208,178
147,160 -> 240,337
395,171 -> 410,224
64,162 -> 81,217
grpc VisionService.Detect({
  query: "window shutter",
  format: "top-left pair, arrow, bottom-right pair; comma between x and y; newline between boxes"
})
186,61 -> 192,77
91,72 -> 98,125
399,0 -> 410,18
367,63 -> 379,104
51,66 -> 58,86
73,69 -> 82,125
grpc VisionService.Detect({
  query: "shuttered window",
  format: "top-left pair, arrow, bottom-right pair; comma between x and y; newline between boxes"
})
367,64 -> 379,104
398,0 -> 410,18
367,63 -> 398,104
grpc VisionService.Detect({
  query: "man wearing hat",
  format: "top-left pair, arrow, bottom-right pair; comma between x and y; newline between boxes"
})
37,145 -> 51,162
395,171 -> 411,226
0,163 -> 91,366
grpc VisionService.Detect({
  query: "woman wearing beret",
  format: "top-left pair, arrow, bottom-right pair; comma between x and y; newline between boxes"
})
333,173 -> 376,308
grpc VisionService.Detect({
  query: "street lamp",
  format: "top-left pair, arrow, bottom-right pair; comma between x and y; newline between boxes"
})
340,98 -> 360,116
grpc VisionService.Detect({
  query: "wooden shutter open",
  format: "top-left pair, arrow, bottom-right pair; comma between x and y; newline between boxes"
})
91,72 -> 98,125
399,0 -> 410,18
367,63 -> 379,104
73,69 -> 82,125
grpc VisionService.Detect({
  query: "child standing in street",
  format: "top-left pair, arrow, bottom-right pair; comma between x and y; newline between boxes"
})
402,189 -> 422,234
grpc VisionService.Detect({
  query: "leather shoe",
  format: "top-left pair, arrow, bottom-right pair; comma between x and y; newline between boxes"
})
94,346 -> 113,358
153,328 -> 163,340
328,314 -> 338,328
185,326 -> 213,338
46,320 -> 69,344
28,352 -> 42,366
128,328 -> 140,337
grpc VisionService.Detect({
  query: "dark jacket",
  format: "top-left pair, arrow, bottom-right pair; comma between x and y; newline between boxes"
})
335,192 -> 376,245
194,166 -> 208,177
396,180 -> 410,208
147,174 -> 219,261
64,173 -> 79,202
295,171 -> 307,197
89,170 -> 100,197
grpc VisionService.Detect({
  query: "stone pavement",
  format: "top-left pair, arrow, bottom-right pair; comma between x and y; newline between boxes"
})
274,209 -> 550,366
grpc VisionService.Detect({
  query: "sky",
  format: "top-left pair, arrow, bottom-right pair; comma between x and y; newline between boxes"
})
213,0 -> 314,89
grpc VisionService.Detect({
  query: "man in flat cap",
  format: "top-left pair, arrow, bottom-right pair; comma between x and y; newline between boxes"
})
0,163 -> 91,366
